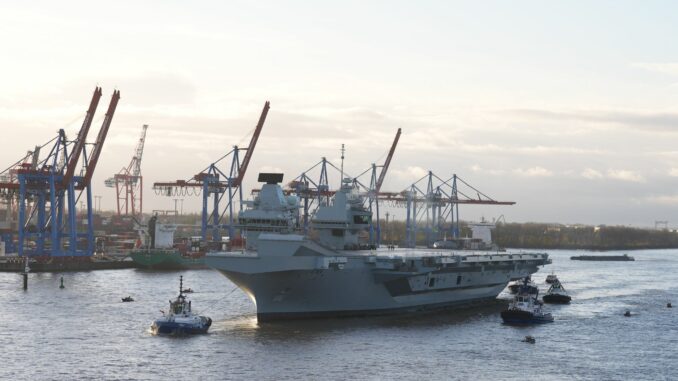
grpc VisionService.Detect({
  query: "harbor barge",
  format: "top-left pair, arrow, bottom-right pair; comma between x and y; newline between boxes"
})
570,254 -> 634,261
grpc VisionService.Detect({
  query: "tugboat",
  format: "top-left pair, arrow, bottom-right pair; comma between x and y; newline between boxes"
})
542,281 -> 572,304
151,276 -> 212,335
508,276 -> 539,295
545,273 -> 559,284
501,287 -> 554,324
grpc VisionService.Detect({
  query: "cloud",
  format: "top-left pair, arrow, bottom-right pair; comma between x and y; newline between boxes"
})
469,164 -> 506,176
644,194 -> 678,205
581,168 -> 603,179
631,62 -> 678,77
513,166 -> 553,177
669,168 -> 678,177
581,167 -> 647,182
606,169 -> 645,183
504,108 -> 678,133
258,165 -> 284,174
390,166 -> 429,182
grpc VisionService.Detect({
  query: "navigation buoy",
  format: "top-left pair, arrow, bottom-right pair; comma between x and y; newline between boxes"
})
22,256 -> 30,290
59,276 -> 65,289
624,310 -> 631,317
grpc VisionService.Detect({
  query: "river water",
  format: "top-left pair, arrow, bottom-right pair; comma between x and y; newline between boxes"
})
1,249 -> 676,380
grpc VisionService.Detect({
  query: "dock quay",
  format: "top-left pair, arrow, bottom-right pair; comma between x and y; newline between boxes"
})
0,256 -> 137,272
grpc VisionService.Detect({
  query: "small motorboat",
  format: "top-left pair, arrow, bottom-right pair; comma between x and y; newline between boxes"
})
508,277 -> 538,295
183,288 -> 194,293
542,281 -> 572,304
624,310 -> 631,317
122,296 -> 135,302
522,335 -> 536,344
501,290 -> 554,325
545,273 -> 559,284
151,276 -> 211,335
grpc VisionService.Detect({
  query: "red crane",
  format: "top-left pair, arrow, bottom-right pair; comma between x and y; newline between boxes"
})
105,124 -> 148,216
62,87 -> 102,187
80,90 -> 121,189
375,127 -> 401,192
234,101 -> 269,187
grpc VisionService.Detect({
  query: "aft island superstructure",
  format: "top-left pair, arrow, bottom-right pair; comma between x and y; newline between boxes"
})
206,175 -> 550,321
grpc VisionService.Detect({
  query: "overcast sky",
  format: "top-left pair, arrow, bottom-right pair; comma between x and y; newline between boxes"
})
2,1 -> 678,227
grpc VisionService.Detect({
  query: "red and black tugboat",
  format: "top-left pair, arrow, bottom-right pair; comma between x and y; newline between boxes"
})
508,276 -> 538,295
542,281 -> 572,304
501,283 -> 554,324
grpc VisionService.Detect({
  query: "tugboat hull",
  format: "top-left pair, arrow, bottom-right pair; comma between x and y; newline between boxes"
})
151,317 -> 212,335
508,284 -> 538,295
501,309 -> 554,324
542,294 -> 571,304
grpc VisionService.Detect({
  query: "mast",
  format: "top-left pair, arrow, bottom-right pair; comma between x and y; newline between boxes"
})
179,275 -> 183,295
340,144 -> 345,184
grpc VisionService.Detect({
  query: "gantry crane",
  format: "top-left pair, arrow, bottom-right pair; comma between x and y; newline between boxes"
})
105,124 -> 148,217
276,128 -> 402,245
280,128 -> 514,248
153,101 -> 270,245
378,171 -> 515,247
0,87 -> 120,258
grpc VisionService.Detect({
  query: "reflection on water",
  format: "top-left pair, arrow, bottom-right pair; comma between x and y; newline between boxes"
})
215,301 -> 508,343
1,249 -> 677,380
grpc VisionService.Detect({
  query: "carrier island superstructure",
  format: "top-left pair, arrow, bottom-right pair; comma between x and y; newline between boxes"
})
207,175 -> 550,321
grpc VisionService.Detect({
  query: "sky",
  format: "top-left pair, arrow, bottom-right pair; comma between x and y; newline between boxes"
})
2,0 -> 678,227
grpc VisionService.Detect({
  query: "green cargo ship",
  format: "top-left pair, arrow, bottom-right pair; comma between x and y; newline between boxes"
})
130,248 -> 207,269
130,216 -> 208,270
131,173 -> 298,270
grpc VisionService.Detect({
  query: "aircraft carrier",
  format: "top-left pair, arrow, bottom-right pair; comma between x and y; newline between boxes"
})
207,175 -> 549,321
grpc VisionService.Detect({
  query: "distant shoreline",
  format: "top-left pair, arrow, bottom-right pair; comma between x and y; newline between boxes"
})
495,222 -> 678,252
507,245 -> 678,252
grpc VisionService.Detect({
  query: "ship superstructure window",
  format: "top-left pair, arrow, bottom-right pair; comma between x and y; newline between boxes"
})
428,278 -> 435,287
331,229 -> 344,237
239,218 -> 289,226
353,215 -> 370,225
456,275 -> 462,285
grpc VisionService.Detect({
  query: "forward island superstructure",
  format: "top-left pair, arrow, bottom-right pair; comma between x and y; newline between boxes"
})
207,175 -> 550,321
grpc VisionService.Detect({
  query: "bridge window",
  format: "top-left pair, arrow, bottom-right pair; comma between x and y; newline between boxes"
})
353,215 -> 370,224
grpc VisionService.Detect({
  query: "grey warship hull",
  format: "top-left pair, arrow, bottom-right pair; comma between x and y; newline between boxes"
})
207,237 -> 549,321
206,175 -> 549,321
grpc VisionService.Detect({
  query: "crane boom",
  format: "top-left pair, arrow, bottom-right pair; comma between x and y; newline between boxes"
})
62,87 -> 102,186
128,124 -> 148,177
234,101 -> 269,187
82,90 -> 120,187
375,128 -> 401,192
